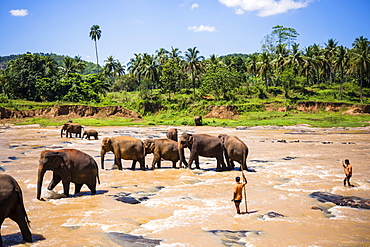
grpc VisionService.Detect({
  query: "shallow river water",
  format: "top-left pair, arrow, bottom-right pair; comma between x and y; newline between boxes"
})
0,124 -> 369,247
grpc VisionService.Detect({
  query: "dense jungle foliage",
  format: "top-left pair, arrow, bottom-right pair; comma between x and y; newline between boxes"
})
0,26 -> 369,117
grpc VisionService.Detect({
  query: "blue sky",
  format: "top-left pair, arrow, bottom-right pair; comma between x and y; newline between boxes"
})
1,0 -> 369,66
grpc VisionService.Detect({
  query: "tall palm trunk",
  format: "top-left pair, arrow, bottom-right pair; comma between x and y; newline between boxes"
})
94,40 -> 99,70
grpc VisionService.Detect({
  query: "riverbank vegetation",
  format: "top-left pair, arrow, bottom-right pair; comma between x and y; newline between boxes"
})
0,26 -> 369,127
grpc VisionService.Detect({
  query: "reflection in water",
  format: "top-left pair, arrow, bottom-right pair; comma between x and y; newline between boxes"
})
0,125 -> 369,246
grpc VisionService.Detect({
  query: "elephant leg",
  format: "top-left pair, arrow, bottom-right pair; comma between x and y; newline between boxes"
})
195,156 -> 200,169
151,157 -> 159,170
172,161 -> 177,168
157,159 -> 161,169
62,181 -> 70,197
87,183 -> 97,195
130,160 -> 137,170
0,217 -> 4,246
187,152 -> 199,169
230,160 -> 235,169
47,174 -> 62,190
74,184 -> 83,194
94,135 -> 98,140
224,152 -> 231,167
139,158 -> 146,171
115,157 -> 123,170
9,206 -> 32,243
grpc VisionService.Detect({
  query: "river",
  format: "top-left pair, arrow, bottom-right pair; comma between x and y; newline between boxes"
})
1,125 -> 369,246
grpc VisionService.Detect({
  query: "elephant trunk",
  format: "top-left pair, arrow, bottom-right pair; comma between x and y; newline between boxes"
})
100,149 -> 106,169
37,166 -> 46,200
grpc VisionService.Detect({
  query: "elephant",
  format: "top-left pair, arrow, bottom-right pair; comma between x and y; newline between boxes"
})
61,122 -> 84,138
0,173 -> 32,246
194,116 -> 203,126
218,134 -> 249,171
178,133 -> 228,171
37,149 -> 100,200
100,136 -> 146,171
166,128 -> 178,142
82,129 -> 98,140
144,138 -> 184,169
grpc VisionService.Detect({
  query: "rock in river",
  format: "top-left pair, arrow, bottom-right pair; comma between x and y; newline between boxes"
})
310,192 -> 370,210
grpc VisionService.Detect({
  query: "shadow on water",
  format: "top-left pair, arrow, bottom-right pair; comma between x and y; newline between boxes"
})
207,230 -> 262,246
106,232 -> 162,246
69,190 -> 109,198
111,186 -> 165,204
2,233 -> 45,246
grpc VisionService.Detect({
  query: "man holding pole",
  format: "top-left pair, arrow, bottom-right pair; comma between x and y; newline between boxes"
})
343,159 -> 353,187
231,172 -> 247,214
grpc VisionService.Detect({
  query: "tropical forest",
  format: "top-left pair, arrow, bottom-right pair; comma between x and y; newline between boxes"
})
0,25 -> 369,127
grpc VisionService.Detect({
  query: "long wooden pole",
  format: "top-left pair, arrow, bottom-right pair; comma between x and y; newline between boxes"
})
240,164 -> 248,214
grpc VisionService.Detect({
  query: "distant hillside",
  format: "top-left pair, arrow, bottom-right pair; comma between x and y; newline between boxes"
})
0,53 -> 99,74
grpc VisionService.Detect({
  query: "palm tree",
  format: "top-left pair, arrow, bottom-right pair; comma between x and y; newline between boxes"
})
141,53 -> 160,89
104,55 -> 118,78
184,47 -> 204,98
114,61 -> 125,77
349,36 -> 370,103
155,48 -> 169,65
334,46 -> 349,99
245,53 -> 259,76
169,46 -> 183,61
89,25 -> 102,69
257,52 -> 273,89
73,56 -> 86,73
323,38 -> 338,84
60,57 -> 78,75
284,43 -> 304,77
127,53 -> 144,85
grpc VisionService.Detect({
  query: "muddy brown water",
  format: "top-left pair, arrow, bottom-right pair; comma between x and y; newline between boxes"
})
0,125 -> 369,246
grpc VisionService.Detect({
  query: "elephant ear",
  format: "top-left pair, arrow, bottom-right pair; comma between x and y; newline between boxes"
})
188,135 -> 194,146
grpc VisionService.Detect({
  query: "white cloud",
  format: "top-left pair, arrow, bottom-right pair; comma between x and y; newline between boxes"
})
9,9 -> 29,17
191,3 -> 199,9
218,0 -> 312,17
188,25 -> 216,32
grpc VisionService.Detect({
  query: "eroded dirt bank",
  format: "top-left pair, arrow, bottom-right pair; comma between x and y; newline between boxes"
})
0,102 -> 369,122
0,105 -> 141,120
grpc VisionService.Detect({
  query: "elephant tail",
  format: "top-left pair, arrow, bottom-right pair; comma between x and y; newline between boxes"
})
97,174 -> 101,185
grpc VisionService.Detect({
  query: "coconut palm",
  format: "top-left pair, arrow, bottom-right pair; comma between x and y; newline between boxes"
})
184,47 -> 204,98
114,61 -> 125,77
155,48 -> 169,65
349,36 -> 370,103
127,53 -> 144,85
104,55 -> 118,78
323,38 -> 338,84
334,46 -> 349,99
257,52 -> 273,89
89,25 -> 102,69
283,43 -> 305,77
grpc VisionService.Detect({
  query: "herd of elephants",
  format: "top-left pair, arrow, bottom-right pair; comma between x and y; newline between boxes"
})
0,120 -> 249,246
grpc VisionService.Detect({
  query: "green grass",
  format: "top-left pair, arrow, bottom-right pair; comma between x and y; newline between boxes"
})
14,111 -> 370,128
1,88 -> 369,128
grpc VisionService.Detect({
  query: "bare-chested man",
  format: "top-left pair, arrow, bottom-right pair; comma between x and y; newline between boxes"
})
231,174 -> 247,214
343,159 -> 353,187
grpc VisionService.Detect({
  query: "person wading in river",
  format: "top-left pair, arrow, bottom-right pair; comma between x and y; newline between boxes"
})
231,173 -> 247,214
343,159 -> 353,187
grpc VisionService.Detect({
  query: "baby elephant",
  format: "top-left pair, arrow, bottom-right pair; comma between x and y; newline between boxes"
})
82,129 -> 99,140
144,138 -> 180,169
0,173 -> 32,246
